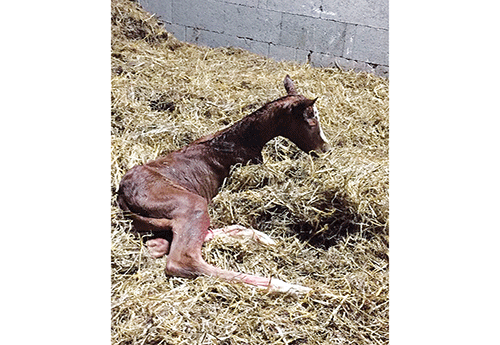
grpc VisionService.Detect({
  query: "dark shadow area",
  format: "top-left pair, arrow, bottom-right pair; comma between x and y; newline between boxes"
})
257,190 -> 388,250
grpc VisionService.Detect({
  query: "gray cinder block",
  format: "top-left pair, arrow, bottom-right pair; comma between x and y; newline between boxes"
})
344,25 -> 388,65
320,0 -> 388,29
279,13 -> 347,56
269,43 -> 297,61
172,0 -> 225,34
139,0 -> 173,23
222,5 -> 282,43
264,0 -> 323,18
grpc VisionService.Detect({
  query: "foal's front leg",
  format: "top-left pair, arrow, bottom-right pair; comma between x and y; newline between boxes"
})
164,192 -> 310,295
203,225 -> 311,294
205,225 -> 276,246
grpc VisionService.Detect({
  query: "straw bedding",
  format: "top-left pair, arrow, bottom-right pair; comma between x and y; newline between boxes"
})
111,0 -> 389,343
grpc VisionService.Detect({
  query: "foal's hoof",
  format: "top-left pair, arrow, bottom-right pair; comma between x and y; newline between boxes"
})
207,225 -> 276,246
266,278 -> 312,295
145,238 -> 170,258
249,229 -> 276,246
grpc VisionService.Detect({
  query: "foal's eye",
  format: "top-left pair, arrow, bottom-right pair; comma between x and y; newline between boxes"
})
306,118 -> 317,127
304,110 -> 315,119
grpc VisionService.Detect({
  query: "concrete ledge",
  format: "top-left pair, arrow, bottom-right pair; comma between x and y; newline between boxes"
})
310,53 -> 389,78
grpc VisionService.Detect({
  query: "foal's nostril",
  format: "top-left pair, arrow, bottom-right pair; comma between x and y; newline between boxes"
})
322,142 -> 332,153
311,142 -> 331,156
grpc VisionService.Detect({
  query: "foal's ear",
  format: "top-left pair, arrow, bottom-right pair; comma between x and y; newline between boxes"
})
283,75 -> 297,95
290,97 -> 317,116
305,98 -> 317,107
298,97 -> 317,111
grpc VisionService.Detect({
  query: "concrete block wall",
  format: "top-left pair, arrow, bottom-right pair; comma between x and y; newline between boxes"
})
138,0 -> 388,77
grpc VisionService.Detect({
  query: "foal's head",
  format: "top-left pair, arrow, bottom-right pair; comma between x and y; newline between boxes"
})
279,75 -> 331,154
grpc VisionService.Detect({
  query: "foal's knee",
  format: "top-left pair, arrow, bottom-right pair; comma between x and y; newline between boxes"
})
190,198 -> 209,218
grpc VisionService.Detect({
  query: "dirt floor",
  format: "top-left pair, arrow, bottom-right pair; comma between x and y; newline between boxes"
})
111,0 -> 389,344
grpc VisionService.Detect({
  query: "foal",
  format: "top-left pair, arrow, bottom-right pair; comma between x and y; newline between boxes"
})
118,75 -> 330,294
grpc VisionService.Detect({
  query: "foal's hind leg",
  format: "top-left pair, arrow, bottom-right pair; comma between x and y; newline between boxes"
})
205,225 -> 276,246
164,193 -> 310,295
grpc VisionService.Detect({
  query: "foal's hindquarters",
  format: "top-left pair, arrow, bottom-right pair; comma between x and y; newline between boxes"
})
118,165 -> 311,294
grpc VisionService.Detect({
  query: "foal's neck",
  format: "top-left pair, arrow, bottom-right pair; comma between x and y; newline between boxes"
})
208,101 -> 284,166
